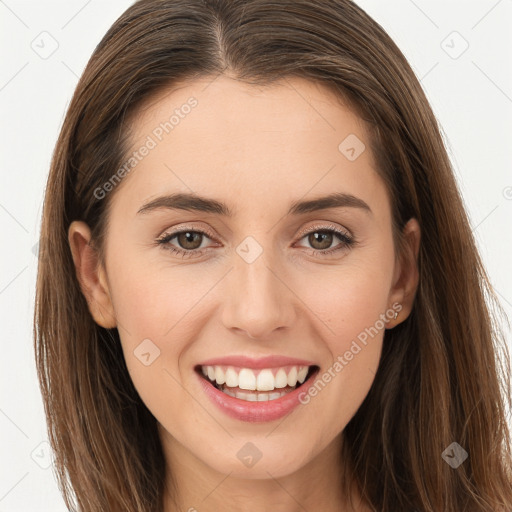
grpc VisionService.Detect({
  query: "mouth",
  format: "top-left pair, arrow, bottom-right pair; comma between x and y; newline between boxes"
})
194,364 -> 320,402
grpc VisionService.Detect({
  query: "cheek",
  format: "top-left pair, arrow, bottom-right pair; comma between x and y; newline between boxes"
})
105,258 -> 198,415
107,248 -> 207,340
291,251 -> 393,431
294,254 -> 393,353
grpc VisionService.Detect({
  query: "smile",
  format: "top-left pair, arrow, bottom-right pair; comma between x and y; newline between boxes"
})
194,356 -> 320,422
199,364 -> 314,401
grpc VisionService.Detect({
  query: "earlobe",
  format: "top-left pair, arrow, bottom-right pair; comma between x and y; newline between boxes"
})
386,217 -> 421,328
68,220 -> 117,329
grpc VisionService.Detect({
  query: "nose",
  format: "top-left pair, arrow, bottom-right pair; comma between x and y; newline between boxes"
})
221,251 -> 297,340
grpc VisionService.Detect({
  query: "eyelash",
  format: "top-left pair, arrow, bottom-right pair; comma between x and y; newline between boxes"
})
155,223 -> 355,259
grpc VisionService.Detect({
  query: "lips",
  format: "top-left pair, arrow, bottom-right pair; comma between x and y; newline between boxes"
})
194,355 -> 320,422
196,355 -> 318,369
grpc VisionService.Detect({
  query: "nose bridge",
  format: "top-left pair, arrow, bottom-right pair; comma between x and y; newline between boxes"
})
222,237 -> 295,339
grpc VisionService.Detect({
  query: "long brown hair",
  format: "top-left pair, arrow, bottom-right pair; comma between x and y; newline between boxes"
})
34,0 -> 512,510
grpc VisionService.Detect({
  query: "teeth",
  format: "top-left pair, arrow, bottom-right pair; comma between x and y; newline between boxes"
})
200,364 -> 312,391
215,366 -> 225,385
220,388 -> 289,401
287,366 -> 297,386
256,369 -> 274,391
225,367 -> 238,387
275,369 -> 288,388
239,368 -> 257,390
297,366 -> 309,384
223,387 -> 235,398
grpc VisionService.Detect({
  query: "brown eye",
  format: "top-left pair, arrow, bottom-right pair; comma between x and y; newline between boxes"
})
156,227 -> 216,258
295,225 -> 355,256
307,231 -> 334,250
176,231 -> 204,250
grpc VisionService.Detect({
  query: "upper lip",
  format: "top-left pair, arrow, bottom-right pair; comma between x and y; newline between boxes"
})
196,355 -> 318,370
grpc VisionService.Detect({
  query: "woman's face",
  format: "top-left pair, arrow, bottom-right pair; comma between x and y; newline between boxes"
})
70,76 -> 419,482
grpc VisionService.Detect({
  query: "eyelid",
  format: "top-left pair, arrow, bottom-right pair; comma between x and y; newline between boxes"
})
158,222 -> 218,241
295,221 -> 352,240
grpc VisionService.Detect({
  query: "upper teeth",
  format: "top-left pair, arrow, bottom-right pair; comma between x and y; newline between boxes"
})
201,365 -> 310,391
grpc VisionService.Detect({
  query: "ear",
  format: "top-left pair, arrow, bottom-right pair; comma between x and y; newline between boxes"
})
68,220 -> 117,329
386,217 -> 420,328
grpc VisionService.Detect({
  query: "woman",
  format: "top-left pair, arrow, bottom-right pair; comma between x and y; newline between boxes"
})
34,0 -> 512,510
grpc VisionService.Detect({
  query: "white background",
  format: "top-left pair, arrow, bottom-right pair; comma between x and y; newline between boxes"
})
1,0 -> 511,510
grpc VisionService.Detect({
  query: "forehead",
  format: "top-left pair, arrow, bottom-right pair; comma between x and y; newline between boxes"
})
114,75 -> 387,218
130,75 -> 365,153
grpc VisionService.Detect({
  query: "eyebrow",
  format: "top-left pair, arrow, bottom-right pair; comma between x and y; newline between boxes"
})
137,192 -> 372,217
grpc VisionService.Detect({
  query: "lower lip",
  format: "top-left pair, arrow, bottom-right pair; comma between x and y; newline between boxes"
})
196,368 -> 320,423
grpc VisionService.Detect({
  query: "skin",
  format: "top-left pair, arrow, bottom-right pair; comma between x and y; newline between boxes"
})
68,75 -> 420,512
